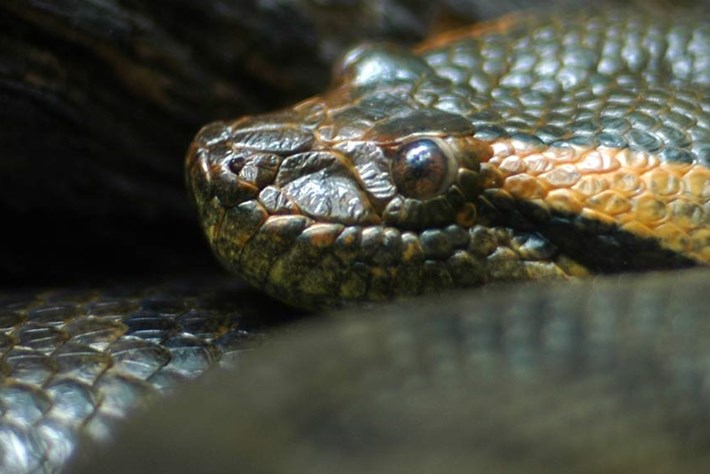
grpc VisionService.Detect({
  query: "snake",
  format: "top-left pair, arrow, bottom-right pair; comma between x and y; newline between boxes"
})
186,7 -> 708,309
2,6 -> 710,473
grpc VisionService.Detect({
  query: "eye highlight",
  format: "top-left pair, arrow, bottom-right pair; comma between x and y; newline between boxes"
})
391,138 -> 456,200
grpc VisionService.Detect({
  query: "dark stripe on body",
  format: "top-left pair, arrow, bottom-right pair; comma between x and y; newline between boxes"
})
479,192 -> 697,272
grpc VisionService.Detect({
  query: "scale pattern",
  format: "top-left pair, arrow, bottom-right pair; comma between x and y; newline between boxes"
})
0,279 -> 298,473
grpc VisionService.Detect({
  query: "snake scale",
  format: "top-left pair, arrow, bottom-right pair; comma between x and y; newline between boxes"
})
2,6 -> 710,473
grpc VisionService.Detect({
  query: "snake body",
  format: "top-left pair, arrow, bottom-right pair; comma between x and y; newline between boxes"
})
0,279 -> 301,473
1,7 -> 710,473
187,8 -> 710,308
69,267 -> 710,473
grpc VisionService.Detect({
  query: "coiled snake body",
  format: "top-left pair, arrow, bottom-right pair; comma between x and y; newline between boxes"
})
3,7 -> 710,473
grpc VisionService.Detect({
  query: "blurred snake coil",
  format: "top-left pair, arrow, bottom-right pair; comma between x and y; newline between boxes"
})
2,6 -> 710,474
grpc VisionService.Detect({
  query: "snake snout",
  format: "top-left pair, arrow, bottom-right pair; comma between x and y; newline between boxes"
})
186,116 -> 317,210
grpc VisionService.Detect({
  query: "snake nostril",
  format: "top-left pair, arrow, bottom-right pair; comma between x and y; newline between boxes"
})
228,156 -> 246,174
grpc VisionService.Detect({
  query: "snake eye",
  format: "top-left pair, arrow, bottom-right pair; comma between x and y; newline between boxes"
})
391,138 -> 456,200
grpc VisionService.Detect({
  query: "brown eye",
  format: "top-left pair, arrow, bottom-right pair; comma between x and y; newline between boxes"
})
391,139 -> 456,200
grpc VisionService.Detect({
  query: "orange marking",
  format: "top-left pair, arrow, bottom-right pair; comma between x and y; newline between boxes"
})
414,13 -> 524,53
483,138 -> 710,263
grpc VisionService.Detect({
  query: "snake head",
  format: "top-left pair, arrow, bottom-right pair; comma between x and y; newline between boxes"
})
186,44 -> 578,308
186,11 -> 710,309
